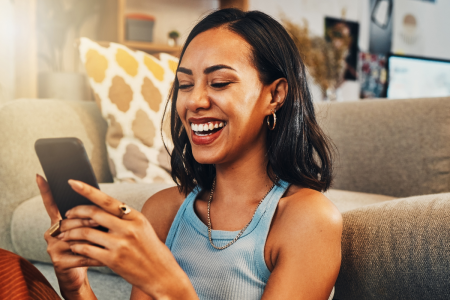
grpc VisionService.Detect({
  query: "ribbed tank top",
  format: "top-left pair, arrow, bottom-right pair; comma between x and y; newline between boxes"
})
165,180 -> 290,300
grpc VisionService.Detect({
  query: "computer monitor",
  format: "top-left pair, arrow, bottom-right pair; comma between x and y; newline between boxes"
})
386,54 -> 450,99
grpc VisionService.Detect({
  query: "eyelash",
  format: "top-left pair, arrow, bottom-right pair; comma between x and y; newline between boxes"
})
178,82 -> 232,90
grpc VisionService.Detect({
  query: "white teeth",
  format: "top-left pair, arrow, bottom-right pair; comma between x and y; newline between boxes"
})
190,121 -> 226,134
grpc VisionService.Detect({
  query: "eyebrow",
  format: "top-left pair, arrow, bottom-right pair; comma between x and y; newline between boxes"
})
177,64 -> 236,76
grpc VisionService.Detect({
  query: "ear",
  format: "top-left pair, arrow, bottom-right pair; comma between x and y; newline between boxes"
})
266,78 -> 288,113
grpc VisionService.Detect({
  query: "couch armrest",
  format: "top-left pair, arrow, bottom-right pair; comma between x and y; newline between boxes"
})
335,192 -> 450,299
0,99 -> 112,252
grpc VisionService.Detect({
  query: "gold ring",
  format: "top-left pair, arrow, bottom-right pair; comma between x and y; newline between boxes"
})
49,220 -> 62,237
118,203 -> 131,218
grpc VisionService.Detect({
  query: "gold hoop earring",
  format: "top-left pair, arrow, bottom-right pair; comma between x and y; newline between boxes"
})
267,109 -> 276,130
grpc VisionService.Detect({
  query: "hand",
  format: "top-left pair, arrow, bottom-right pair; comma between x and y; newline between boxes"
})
61,179 -> 198,300
37,174 -> 100,300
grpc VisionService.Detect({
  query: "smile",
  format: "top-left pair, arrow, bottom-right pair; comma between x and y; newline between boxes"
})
190,121 -> 226,136
190,121 -> 227,145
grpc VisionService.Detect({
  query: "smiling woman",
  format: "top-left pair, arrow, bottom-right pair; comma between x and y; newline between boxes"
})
32,8 -> 342,300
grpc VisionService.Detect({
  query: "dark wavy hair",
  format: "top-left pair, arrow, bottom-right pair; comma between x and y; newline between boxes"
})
163,8 -> 334,195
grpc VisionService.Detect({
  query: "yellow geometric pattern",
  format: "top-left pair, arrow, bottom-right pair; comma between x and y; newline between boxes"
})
79,37 -> 178,184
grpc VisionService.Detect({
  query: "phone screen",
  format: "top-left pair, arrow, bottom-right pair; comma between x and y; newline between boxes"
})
35,138 -> 102,221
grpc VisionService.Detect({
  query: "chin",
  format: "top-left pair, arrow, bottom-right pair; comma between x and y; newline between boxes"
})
191,147 -> 224,165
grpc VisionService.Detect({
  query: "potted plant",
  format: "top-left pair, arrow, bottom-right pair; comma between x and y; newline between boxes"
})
168,30 -> 180,46
283,19 -> 351,101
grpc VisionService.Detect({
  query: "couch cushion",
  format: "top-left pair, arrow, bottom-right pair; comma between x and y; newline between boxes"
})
33,262 -> 132,300
79,37 -> 178,184
335,192 -> 450,300
11,182 -> 174,264
324,189 -> 396,213
316,97 -> 450,197
0,99 -> 112,252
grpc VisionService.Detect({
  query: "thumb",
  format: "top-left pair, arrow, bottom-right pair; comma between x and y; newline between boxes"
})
36,174 -> 62,224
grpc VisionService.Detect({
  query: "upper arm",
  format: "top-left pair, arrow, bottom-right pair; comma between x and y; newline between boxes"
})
262,191 -> 342,300
140,186 -> 185,243
130,187 -> 185,300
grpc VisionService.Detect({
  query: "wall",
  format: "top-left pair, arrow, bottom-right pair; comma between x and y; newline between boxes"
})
249,0 -> 370,101
0,0 -> 15,104
126,0 -> 219,45
392,0 -> 450,60
249,0 -> 450,101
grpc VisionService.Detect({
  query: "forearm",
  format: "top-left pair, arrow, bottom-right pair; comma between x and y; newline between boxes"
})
59,277 -> 97,300
139,268 -> 199,300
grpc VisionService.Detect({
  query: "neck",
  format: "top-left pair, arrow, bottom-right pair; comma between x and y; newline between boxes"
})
213,145 -> 275,206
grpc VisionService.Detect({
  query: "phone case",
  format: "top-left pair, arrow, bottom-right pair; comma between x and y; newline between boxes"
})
35,137 -> 101,219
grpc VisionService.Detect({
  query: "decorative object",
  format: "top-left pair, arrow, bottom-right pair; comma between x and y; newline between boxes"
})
125,14 -> 155,42
79,37 -> 179,184
207,177 -> 278,250
118,203 -> 132,218
369,0 -> 393,55
168,30 -> 180,46
400,14 -> 419,45
283,18 -> 351,100
359,52 -> 386,99
371,0 -> 393,29
325,17 -> 360,81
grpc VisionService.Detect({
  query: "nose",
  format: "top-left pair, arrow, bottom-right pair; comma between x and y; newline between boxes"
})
184,83 -> 211,112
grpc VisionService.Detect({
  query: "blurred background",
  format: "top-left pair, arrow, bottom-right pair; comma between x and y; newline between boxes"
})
0,0 -> 449,104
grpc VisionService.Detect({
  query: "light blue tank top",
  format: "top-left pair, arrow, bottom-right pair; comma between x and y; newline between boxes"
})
165,180 -> 290,300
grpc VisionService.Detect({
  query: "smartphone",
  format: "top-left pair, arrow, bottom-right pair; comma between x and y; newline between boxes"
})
35,137 -> 106,230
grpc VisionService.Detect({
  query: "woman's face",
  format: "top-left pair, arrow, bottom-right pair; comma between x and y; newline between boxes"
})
176,27 -> 274,165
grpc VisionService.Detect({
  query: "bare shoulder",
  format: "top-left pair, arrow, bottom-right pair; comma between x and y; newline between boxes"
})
262,186 -> 343,298
278,185 -> 342,226
269,185 -> 342,256
141,186 -> 186,243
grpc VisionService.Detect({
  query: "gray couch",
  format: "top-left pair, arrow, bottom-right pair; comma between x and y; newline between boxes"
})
1,97 -> 449,299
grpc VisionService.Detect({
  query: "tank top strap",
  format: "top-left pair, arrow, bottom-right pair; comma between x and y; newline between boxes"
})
254,179 -> 290,281
165,186 -> 201,249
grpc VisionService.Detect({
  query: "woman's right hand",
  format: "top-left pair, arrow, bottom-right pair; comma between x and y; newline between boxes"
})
37,174 -> 101,300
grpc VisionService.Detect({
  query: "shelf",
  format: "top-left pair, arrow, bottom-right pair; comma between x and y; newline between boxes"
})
96,40 -> 182,55
123,41 -> 182,54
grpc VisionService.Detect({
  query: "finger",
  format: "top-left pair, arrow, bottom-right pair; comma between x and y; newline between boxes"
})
70,243 -> 110,266
62,227 -> 115,249
68,180 -> 136,220
60,218 -> 99,233
37,174 -> 62,224
54,250 -> 105,269
65,205 -> 121,232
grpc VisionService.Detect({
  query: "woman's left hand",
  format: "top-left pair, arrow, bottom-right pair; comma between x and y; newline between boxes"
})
61,180 -> 197,300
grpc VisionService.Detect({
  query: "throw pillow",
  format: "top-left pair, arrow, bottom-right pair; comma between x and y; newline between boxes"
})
79,37 -> 178,184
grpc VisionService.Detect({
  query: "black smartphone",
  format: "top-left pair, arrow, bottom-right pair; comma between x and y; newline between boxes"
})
35,138 -> 107,230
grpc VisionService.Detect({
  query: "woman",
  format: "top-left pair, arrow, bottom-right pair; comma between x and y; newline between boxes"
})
37,8 -> 342,300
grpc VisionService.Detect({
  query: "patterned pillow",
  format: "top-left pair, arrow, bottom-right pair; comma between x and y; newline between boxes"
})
78,37 -> 178,184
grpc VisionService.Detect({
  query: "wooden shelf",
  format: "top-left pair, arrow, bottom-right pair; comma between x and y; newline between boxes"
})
96,40 -> 181,55
123,41 -> 182,54
97,0 -> 248,56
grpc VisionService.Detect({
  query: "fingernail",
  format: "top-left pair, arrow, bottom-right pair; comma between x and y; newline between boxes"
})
65,209 -> 71,217
36,174 -> 40,185
57,232 -> 65,239
89,219 -> 98,226
68,180 -> 83,190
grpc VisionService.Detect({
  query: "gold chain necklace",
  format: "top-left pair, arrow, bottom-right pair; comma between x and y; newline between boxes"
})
207,178 -> 278,250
